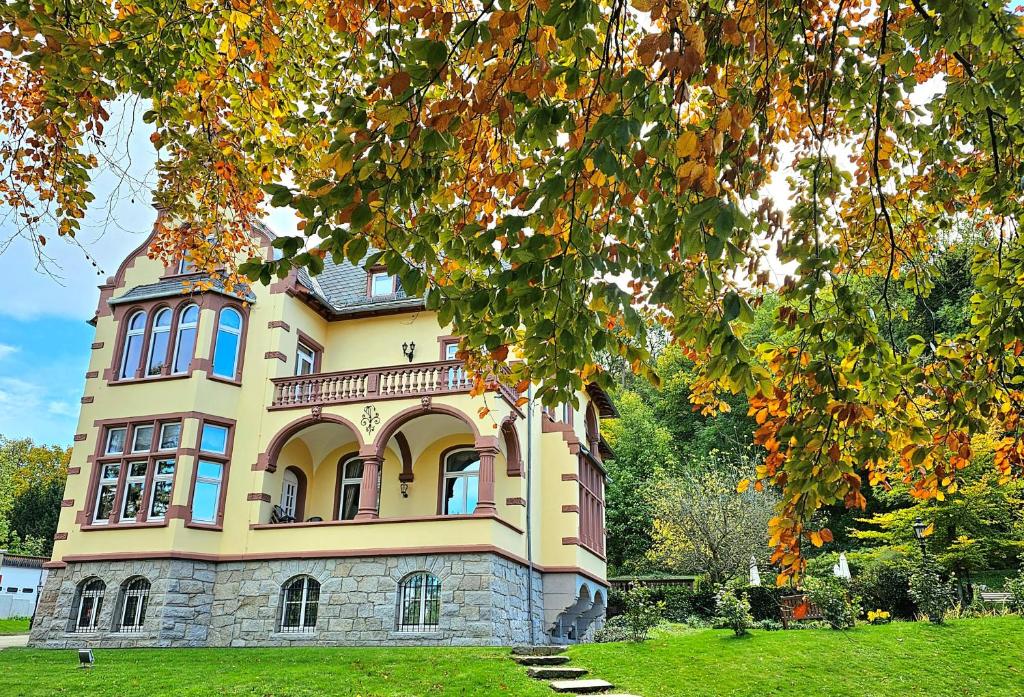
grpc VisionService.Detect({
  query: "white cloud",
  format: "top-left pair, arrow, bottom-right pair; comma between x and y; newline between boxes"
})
47,401 -> 75,416
0,343 -> 17,361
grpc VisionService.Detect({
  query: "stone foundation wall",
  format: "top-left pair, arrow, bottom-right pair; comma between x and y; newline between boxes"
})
29,553 -> 555,648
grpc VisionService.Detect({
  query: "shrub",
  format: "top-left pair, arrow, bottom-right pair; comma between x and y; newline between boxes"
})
716,586 -> 754,637
1004,566 -> 1024,614
620,584 -> 665,642
607,587 -> 627,619
804,575 -> 860,630
909,562 -> 955,624
659,585 -> 695,622
594,616 -> 631,643
853,554 -> 918,620
744,585 -> 785,621
866,609 -> 891,625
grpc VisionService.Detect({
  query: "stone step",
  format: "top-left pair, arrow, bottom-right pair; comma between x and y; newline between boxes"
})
512,645 -> 569,656
549,678 -> 614,694
514,654 -> 572,666
528,666 -> 589,680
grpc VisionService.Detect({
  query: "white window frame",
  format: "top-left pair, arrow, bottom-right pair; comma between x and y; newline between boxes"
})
337,456 -> 364,521
281,469 -> 299,519
370,271 -> 394,297
131,424 -> 154,453
119,460 -> 148,521
118,578 -> 150,632
279,576 -> 319,633
119,310 -> 147,379
295,341 -> 316,376
442,448 -> 480,516
93,463 -> 121,524
75,580 -> 105,633
212,307 -> 243,379
105,427 -> 127,455
147,458 -> 176,520
145,307 -> 172,376
172,304 -> 199,374
158,422 -> 181,451
191,460 -> 224,524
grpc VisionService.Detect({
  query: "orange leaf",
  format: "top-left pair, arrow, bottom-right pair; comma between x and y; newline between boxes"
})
793,602 -> 810,619
820,528 -> 834,543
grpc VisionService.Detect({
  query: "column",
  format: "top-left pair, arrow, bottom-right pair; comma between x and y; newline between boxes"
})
474,442 -> 498,515
355,452 -> 382,520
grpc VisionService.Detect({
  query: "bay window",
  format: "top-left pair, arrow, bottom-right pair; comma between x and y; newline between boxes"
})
212,307 -> 243,380
91,418 -> 181,525
119,310 -> 147,379
189,420 -> 233,527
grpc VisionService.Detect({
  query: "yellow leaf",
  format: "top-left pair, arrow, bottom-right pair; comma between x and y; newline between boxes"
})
675,131 -> 698,159
737,478 -> 750,493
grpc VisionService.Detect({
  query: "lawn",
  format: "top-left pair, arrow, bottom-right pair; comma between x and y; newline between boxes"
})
0,618 -> 30,635
0,644 -> 551,697
570,616 -> 1024,696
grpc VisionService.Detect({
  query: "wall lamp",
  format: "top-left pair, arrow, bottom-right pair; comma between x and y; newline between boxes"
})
401,482 -> 409,498
402,341 -> 416,362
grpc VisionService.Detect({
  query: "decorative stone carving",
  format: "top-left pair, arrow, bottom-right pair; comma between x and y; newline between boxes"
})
420,395 -> 432,410
311,404 -> 322,421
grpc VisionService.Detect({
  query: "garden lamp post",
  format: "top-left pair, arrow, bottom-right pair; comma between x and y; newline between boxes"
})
912,517 -> 928,556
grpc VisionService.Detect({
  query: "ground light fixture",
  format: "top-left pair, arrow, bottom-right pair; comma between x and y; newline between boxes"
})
912,517 -> 929,556
78,648 -> 95,668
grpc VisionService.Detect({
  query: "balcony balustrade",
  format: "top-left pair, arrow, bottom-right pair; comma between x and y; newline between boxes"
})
270,360 -> 518,409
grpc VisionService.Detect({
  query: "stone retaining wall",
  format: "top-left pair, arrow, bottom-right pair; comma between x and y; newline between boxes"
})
29,553 -> 550,648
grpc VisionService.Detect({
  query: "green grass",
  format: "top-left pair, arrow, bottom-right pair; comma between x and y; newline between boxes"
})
0,645 -> 551,697
0,618 -> 31,635
570,616 -> 1024,696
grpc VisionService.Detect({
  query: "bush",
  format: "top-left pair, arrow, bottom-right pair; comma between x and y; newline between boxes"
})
853,554 -> 918,620
909,561 -> 955,624
594,616 -> 631,643
609,582 -> 718,623
804,575 -> 860,630
716,586 -> 754,637
1004,566 -> 1024,614
620,584 -> 665,642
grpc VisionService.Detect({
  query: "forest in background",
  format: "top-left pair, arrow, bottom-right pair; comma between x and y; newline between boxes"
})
602,228 -> 1024,597
0,437 -> 69,557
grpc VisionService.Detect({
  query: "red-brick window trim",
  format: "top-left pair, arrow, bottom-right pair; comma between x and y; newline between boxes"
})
578,455 -> 605,556
89,418 -> 184,526
187,417 -> 236,529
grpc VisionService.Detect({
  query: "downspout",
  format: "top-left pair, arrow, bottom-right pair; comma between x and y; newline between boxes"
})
525,384 -> 536,645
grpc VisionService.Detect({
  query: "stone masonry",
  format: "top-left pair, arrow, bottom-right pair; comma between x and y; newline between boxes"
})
29,553 -> 553,648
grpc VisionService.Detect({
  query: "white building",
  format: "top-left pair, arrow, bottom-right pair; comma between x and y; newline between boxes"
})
0,552 -> 48,620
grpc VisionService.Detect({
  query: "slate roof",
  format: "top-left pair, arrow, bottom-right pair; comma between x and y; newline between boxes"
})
294,255 -> 424,317
1,554 -> 48,569
109,275 -> 257,306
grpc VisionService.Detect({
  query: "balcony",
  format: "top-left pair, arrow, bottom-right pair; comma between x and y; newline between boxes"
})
270,360 -> 518,409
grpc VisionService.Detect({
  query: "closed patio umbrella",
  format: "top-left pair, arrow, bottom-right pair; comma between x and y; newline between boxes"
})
749,556 -> 761,586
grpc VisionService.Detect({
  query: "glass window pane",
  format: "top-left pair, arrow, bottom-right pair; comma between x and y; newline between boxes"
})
219,308 -> 242,330
341,483 -> 360,520
129,311 -> 147,331
445,451 -> 479,473
371,272 -> 393,296
343,459 -> 363,479
132,425 -> 154,452
197,460 -> 223,480
129,461 -> 148,477
156,459 -> 175,475
106,428 -> 126,455
95,484 -> 116,520
466,477 -> 478,513
200,425 -> 229,454
147,328 -> 170,375
191,479 -> 220,523
445,343 -> 458,360
445,478 -> 463,515
173,326 -> 197,374
212,330 -> 240,378
159,423 -> 181,450
121,482 -> 143,519
149,481 -> 172,518
121,334 -> 143,378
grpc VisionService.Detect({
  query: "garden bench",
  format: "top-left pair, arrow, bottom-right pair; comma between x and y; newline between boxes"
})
779,594 -> 823,629
979,592 -> 1012,605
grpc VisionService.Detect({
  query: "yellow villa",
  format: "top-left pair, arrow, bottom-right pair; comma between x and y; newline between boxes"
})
30,220 -> 615,648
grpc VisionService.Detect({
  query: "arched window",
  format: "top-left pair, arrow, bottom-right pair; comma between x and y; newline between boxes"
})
172,304 -> 199,374
281,468 -> 301,519
73,578 -> 106,633
442,448 -> 479,515
397,572 -> 441,632
145,308 -> 172,376
279,576 -> 319,633
119,310 -> 147,379
212,307 -> 243,379
117,577 -> 150,632
337,455 -> 363,521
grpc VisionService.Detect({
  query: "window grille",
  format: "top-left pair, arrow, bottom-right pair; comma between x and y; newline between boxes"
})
118,577 -> 150,632
397,572 -> 441,632
279,576 -> 319,633
74,579 -> 106,633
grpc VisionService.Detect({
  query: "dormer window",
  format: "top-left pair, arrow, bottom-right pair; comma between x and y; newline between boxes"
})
369,270 -> 396,297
